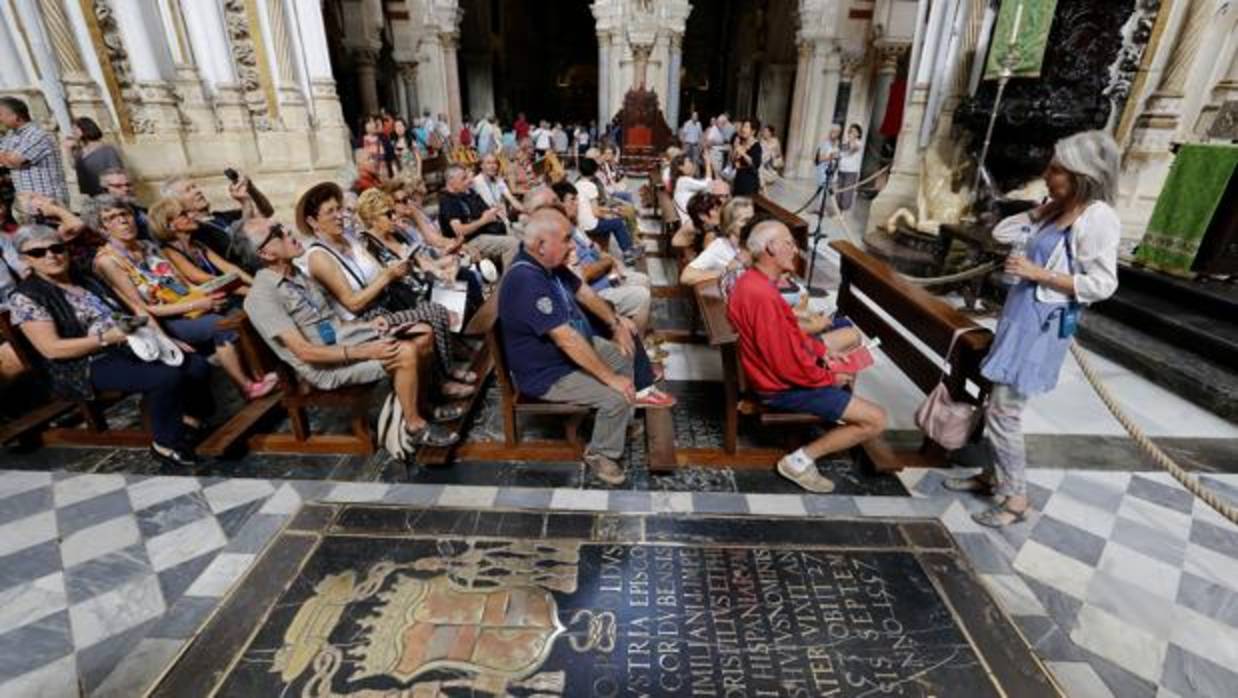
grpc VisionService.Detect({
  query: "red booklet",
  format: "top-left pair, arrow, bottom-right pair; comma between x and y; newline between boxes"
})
825,345 -> 875,374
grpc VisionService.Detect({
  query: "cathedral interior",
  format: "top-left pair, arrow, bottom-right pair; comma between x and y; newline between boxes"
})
0,1 -> 1236,697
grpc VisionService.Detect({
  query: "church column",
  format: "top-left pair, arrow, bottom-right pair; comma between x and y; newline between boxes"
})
788,39 -> 841,179
666,32 -> 683,129
861,42 -> 906,176
597,30 -> 612,125
10,0 -> 72,131
259,0 -> 311,130
397,62 -> 420,119
463,52 -> 494,121
783,41 -> 814,178
102,0 -> 184,141
0,12 -> 30,91
155,0 -> 216,135
442,32 -> 463,131
353,47 -> 381,116
42,0 -> 113,131
177,0 -> 249,136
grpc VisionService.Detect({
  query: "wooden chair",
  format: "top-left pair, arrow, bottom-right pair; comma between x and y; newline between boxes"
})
480,299 -> 591,452
196,313 -> 375,457
0,310 -> 152,448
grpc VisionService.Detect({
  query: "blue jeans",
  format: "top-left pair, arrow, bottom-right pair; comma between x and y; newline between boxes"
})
592,217 -> 633,252
90,352 -> 215,447
164,313 -> 238,354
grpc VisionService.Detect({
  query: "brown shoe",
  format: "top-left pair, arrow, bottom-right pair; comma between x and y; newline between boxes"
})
584,452 -> 627,486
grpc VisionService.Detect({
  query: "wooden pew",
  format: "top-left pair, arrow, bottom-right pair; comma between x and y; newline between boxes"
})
196,313 -> 375,457
831,240 -> 993,471
753,193 -> 808,276
0,309 -> 153,448
480,296 -> 591,453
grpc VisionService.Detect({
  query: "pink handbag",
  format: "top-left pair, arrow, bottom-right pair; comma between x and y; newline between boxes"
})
915,328 -> 985,450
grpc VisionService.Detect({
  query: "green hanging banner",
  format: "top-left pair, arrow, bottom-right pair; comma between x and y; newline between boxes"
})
984,0 -> 1059,80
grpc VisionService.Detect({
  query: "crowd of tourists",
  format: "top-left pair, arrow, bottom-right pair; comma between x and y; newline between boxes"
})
0,94 -> 1123,526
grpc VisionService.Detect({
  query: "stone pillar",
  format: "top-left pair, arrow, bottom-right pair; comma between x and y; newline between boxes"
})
0,14 -> 30,90
42,0 -> 113,130
178,0 -> 248,135
756,63 -> 795,137
861,42 -> 905,176
11,0 -> 72,131
155,0 -> 215,135
263,0 -> 310,130
463,52 -> 494,121
788,40 -> 841,179
102,0 -> 184,153
397,62 -> 420,119
353,47 -> 381,116
783,42 -> 814,178
597,30 -> 612,125
442,32 -> 463,131
666,33 -> 683,129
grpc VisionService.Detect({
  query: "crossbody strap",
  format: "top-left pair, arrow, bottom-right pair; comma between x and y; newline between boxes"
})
937,326 -> 986,383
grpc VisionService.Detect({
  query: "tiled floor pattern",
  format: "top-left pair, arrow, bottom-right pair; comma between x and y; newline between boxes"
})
1,467 -> 1235,697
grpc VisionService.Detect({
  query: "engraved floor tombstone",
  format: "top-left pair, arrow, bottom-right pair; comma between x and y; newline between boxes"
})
149,504 -> 1060,697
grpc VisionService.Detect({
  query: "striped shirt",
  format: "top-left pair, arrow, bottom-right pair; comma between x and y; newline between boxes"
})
0,122 -> 69,204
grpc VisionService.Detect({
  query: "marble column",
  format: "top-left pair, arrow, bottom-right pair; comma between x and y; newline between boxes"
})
756,63 -> 795,137
861,42 -> 906,177
353,47 -> 381,116
263,0 -> 309,130
397,62 -> 420,119
155,0 -> 215,134
442,32 -> 463,131
666,33 -> 683,129
178,0 -> 247,132
598,30 -> 612,125
41,0 -> 113,130
790,41 -> 841,179
464,52 -> 494,121
104,0 -> 183,139
783,41 -> 813,179
11,0 -> 71,131
0,14 -> 30,90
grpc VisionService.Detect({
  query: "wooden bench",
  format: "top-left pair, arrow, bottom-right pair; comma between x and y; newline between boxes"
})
0,310 -> 154,448
694,281 -> 820,457
831,240 -> 993,471
196,313 -> 376,457
753,194 -> 809,276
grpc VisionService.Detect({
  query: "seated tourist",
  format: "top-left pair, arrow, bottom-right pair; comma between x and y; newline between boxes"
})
727,220 -> 886,493
500,209 -> 676,485
575,158 -> 639,263
472,153 -> 524,220
296,182 -> 411,321
148,196 -> 253,293
161,173 -> 257,266
90,194 -> 276,400
99,168 -> 151,239
545,183 -> 653,335
672,190 -> 724,252
236,219 -> 460,447
597,145 -> 635,204
352,148 -> 385,194
354,189 -> 478,398
505,140 -> 538,198
672,152 -> 715,216
681,196 -> 755,287
9,224 -> 213,466
438,165 -> 518,268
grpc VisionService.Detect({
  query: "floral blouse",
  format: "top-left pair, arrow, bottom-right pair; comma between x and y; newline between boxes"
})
9,283 -> 118,337
96,240 -> 191,306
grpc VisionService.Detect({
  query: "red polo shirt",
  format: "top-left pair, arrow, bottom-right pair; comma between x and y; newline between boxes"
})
726,268 -> 835,392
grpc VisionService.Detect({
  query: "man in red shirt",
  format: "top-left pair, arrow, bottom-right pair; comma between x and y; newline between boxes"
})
727,221 -> 887,492
514,112 -> 530,141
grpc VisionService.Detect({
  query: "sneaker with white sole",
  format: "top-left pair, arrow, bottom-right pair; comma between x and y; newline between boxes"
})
584,452 -> 626,485
776,455 -> 835,493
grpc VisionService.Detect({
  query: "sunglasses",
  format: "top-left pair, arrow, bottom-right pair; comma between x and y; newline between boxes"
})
392,196 -> 410,205
257,223 -> 286,251
21,243 -> 67,259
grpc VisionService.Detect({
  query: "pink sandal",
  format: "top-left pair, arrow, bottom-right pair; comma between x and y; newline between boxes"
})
244,373 -> 279,399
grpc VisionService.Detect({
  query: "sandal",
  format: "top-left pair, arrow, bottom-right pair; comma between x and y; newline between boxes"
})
404,423 -> 459,447
441,381 -> 476,399
971,504 -> 1030,528
430,403 -> 467,422
943,475 -> 995,494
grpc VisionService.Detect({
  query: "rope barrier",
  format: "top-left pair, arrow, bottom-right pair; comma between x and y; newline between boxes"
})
900,261 -> 1000,286
787,166 -> 891,216
1070,342 -> 1238,523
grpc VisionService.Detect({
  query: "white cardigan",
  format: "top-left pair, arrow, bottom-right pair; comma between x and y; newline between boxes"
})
991,201 -> 1121,305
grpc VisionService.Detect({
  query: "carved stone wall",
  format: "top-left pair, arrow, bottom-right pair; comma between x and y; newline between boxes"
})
222,0 -> 273,130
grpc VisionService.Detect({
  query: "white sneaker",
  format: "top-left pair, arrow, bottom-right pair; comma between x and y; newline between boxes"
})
478,259 -> 498,283
776,454 -> 835,493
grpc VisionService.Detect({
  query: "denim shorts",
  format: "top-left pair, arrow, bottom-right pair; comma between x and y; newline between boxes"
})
760,385 -> 853,424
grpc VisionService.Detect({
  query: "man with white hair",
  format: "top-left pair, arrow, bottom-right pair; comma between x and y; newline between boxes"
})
727,220 -> 888,492
161,173 -> 257,264
438,164 -> 518,268
498,209 -> 659,485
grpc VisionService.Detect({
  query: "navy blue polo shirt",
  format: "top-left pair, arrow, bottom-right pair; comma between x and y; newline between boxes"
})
498,246 -> 589,397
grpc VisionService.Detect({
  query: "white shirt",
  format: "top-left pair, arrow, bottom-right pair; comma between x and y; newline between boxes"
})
575,178 -> 601,232
680,120 -> 702,144
575,128 -> 590,146
991,202 -> 1121,305
674,176 -> 710,216
472,172 -> 510,208
301,239 -> 383,321
839,140 -> 862,174
687,237 -> 738,273
705,125 -> 724,147
533,128 -> 552,150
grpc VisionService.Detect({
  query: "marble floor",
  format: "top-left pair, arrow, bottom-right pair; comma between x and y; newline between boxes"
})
1,175 -> 1236,697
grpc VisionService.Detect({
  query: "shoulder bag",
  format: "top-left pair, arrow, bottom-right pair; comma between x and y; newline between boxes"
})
914,327 -> 986,450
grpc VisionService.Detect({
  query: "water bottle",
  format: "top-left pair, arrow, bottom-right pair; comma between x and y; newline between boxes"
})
999,229 -> 1030,286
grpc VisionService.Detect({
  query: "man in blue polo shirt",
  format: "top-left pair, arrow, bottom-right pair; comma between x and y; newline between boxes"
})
498,209 -> 640,484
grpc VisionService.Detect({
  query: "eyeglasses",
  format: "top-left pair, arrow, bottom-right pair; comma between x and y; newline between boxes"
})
257,223 -> 286,251
21,243 -> 67,259
392,196 -> 410,205
102,210 -> 134,223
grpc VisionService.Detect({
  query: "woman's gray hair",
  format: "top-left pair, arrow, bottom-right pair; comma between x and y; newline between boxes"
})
1053,130 -> 1120,206
160,176 -> 191,200
83,193 -> 131,231
12,224 -> 60,253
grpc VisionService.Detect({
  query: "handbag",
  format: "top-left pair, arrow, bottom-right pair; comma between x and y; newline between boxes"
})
914,327 -> 986,450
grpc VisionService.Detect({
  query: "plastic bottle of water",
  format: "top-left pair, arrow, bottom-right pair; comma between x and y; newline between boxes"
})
999,230 -> 1029,286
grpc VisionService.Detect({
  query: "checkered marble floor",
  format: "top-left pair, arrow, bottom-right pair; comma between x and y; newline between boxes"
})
0,466 -> 1235,697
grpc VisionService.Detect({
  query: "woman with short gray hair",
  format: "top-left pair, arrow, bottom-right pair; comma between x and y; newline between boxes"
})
947,130 -> 1122,527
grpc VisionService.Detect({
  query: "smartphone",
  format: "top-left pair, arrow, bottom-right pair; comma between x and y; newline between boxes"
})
223,168 -> 239,183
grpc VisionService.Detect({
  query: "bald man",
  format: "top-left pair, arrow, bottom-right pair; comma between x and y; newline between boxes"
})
497,209 -> 662,485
